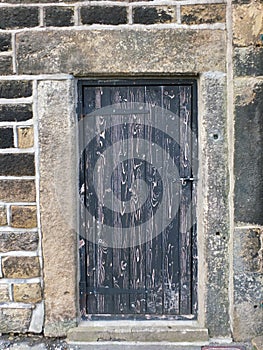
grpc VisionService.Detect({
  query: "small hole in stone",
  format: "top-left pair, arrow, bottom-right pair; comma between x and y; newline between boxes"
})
213,134 -> 219,140
254,305 -> 258,309
223,236 -> 226,240
216,232 -> 220,236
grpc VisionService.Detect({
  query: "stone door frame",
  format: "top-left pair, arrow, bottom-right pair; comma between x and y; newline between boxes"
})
34,28 -> 230,338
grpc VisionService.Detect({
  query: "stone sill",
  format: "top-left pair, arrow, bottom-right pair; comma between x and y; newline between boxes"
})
67,320 -> 209,343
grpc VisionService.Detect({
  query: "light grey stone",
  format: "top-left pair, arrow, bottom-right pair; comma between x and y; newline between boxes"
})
29,302 -> 44,333
199,72 -> 230,337
67,321 -> 208,342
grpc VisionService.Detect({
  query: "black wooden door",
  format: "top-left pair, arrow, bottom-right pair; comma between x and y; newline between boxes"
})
78,80 -> 197,319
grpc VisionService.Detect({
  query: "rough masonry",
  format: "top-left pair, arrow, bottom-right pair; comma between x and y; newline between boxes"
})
0,0 -> 261,345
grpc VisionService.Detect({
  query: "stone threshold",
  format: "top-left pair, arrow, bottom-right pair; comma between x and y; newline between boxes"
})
67,320 -> 209,343
67,342 -> 206,350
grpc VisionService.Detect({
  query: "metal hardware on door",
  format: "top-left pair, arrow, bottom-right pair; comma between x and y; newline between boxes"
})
180,177 -> 196,186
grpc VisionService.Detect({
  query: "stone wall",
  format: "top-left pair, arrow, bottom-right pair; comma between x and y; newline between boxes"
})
0,79 -> 43,332
0,0 -> 261,344
232,0 -> 263,342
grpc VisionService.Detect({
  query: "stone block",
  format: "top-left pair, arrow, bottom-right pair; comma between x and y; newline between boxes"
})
67,322 -> 208,342
252,336 -> 263,350
0,206 -> 7,226
38,80 -> 78,336
0,7 -> 39,29
18,126 -> 34,148
0,56 -> 13,75
0,80 -> 32,99
0,231 -> 39,252
234,227 -> 262,273
0,33 -> 11,52
233,302 -> 263,341
0,284 -> 10,302
234,78 -> 263,224
45,7 -> 74,27
199,72 -> 230,337
0,154 -> 35,176
0,308 -> 32,333
233,2 -> 263,47
233,226 -> 263,341
234,47 -> 263,77
11,205 -> 37,228
0,128 -> 13,148
29,302 -> 44,333
181,4 -> 226,25
2,256 -> 40,278
0,179 -> 36,202
16,29 -> 226,75
0,104 -> 33,122
13,283 -> 42,303
80,6 -> 127,25
133,6 -> 176,24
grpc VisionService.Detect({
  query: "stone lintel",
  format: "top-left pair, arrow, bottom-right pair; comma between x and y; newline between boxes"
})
16,29 -> 226,75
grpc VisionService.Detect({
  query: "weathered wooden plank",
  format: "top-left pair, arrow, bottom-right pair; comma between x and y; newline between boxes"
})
179,86 -> 192,314
126,87 -> 147,314
144,86 -> 163,314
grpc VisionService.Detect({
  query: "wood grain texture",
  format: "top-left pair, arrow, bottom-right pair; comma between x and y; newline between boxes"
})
79,80 -> 197,318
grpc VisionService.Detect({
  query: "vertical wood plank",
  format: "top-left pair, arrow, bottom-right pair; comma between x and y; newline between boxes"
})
179,86 -> 192,315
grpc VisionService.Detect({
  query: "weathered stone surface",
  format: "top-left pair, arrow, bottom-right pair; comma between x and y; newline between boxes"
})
0,7 -> 39,29
18,126 -> 34,148
234,227 -> 262,273
233,302 -> 263,341
13,283 -> 42,303
0,33 -> 11,52
234,273 -> 263,304
0,80 -> 32,99
234,78 -> 263,224
252,335 -> 263,350
67,322 -> 208,342
0,104 -> 33,122
0,56 -> 13,75
80,6 -> 127,25
199,72 -> 230,337
0,179 -> 36,202
233,227 -> 263,341
2,256 -> 40,278
0,127 -> 13,148
16,29 -> 226,75
0,308 -> 32,333
0,206 -> 7,226
29,302 -> 44,333
2,0 -> 61,2
38,80 -> 78,336
0,231 -> 39,252
0,154 -> 35,176
11,205 -> 37,228
234,47 -> 263,77
181,4 -> 226,24
233,2 -> 263,47
45,7 -> 74,27
0,284 -> 10,302
133,6 -> 176,24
